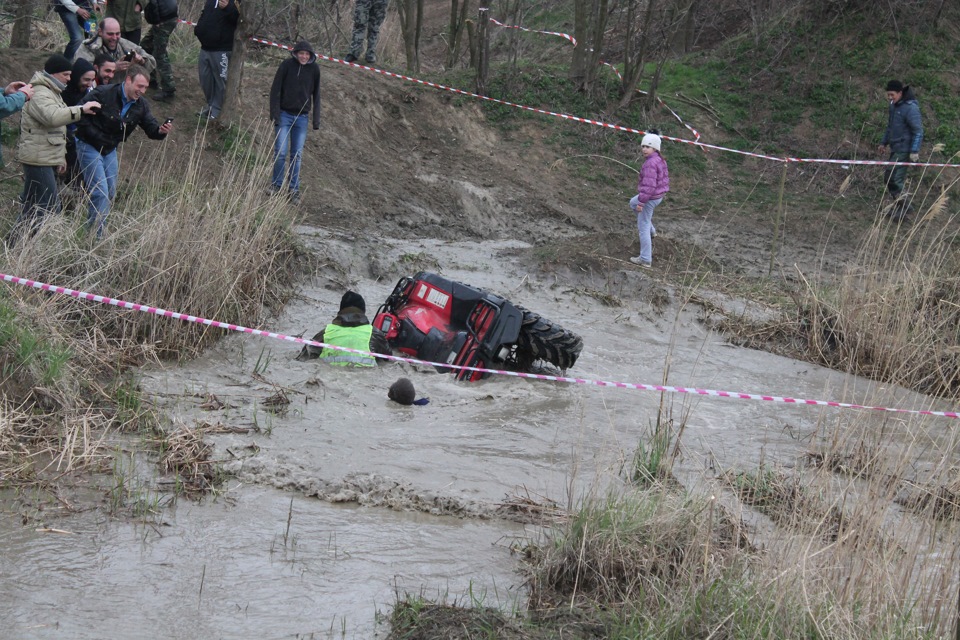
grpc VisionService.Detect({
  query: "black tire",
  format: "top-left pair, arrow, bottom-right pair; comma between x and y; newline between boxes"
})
514,307 -> 583,372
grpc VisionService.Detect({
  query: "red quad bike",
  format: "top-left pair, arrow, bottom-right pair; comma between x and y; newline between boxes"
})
373,272 -> 584,382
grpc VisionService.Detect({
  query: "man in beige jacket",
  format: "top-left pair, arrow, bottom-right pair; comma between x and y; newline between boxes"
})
11,54 -> 100,244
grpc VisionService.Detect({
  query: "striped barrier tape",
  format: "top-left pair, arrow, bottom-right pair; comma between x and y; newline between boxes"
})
178,18 -> 956,169
1,272 -> 958,421
488,17 -> 576,45
601,61 -> 702,143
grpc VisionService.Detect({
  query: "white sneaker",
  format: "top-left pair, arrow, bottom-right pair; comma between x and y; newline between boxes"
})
629,256 -> 652,268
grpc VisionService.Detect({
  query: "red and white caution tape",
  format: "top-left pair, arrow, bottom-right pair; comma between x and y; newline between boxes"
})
2,272 -> 958,421
488,17 -> 576,46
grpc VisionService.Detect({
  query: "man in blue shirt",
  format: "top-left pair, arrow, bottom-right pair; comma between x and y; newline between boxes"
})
75,65 -> 172,237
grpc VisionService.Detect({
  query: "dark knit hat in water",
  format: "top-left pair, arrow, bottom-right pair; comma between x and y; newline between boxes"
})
340,290 -> 365,312
388,377 -> 429,406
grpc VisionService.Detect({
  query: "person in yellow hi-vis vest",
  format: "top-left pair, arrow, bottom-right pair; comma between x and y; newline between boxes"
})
296,291 -> 390,365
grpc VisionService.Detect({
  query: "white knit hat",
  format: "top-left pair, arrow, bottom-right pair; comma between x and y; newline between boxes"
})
641,133 -> 661,151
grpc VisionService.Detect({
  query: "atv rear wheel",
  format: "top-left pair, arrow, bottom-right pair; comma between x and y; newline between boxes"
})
514,308 -> 583,372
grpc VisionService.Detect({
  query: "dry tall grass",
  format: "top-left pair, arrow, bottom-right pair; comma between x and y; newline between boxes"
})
0,122 -> 301,490
802,165 -> 960,401
2,122 -> 301,369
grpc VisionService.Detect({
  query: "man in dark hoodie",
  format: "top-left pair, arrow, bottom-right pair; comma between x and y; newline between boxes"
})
296,291 -> 390,366
878,79 -> 923,219
269,40 -> 321,204
193,0 -> 239,120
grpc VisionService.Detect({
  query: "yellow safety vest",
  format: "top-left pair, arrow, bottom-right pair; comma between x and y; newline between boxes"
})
318,324 -> 375,367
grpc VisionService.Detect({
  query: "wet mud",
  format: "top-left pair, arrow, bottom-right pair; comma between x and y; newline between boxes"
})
4,227 -> 955,637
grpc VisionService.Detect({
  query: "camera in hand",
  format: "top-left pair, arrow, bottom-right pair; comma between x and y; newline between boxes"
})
122,51 -> 136,62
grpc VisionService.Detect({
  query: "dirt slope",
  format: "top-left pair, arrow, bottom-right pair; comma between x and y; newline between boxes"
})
0,46 -> 862,291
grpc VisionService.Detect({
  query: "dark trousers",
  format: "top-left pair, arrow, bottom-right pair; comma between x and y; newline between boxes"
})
10,164 -> 61,244
884,151 -> 910,198
121,28 -> 142,44
142,18 -> 177,92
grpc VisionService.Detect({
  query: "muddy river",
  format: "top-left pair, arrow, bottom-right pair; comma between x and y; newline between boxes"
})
3,229 -> 953,638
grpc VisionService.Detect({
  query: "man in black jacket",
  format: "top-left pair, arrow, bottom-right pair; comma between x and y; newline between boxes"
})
194,0 -> 239,120
141,0 -> 179,101
269,40 -> 320,204
76,65 -> 173,238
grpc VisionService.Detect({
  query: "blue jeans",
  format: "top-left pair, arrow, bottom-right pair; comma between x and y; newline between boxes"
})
77,138 -> 118,238
55,7 -> 85,61
630,195 -> 662,265
272,111 -> 308,194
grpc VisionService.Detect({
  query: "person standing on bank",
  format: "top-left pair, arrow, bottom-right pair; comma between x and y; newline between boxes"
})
194,0 -> 239,120
878,79 -> 923,219
76,65 -> 171,238
141,0 -> 178,102
11,54 -> 100,243
345,0 -> 388,64
104,0 -> 143,44
269,40 -> 320,205
52,0 -> 98,60
629,131 -> 670,268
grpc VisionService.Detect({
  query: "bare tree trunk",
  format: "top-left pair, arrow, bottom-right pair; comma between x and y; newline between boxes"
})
10,0 -> 36,48
933,0 -> 947,29
414,0 -> 423,69
617,0 -> 657,110
569,0 -> 609,91
446,0 -> 470,68
670,0 -> 700,54
220,1 -> 260,125
465,19 -> 476,69
396,0 -> 421,72
475,7 -> 488,94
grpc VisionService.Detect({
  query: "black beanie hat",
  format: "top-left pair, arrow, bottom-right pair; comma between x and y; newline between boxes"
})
44,54 -> 73,75
340,290 -> 365,312
886,79 -> 904,92
388,378 -> 416,405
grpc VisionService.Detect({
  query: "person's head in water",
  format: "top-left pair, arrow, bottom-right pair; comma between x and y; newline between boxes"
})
388,377 -> 416,405
340,290 -> 365,313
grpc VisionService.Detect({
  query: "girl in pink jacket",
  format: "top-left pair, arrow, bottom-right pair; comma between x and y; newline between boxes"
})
629,132 -> 670,268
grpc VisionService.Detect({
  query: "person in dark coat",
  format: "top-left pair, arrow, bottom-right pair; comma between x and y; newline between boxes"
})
268,40 -> 321,204
296,291 -> 390,365
878,79 -> 923,220
61,58 -> 96,187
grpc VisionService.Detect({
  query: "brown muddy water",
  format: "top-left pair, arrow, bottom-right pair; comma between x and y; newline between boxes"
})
4,228 -> 957,638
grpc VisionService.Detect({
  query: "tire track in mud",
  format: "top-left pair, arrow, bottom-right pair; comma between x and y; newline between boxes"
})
226,457 -> 564,525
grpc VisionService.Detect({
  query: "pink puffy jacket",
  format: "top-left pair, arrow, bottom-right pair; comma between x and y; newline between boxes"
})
636,152 -> 670,203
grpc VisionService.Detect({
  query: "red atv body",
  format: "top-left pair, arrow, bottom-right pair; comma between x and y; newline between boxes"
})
373,272 -> 583,382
